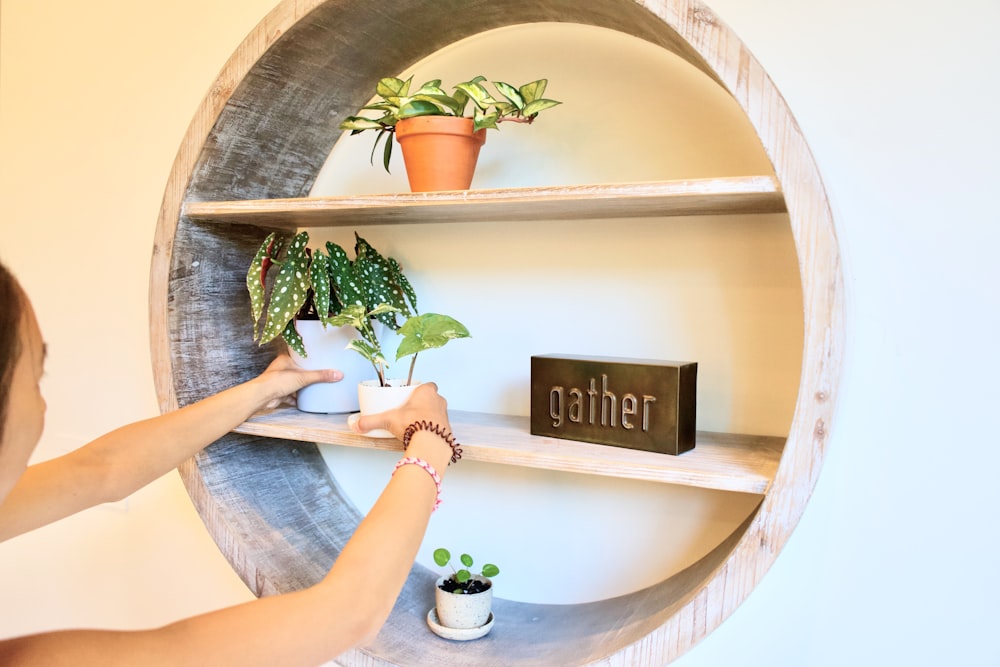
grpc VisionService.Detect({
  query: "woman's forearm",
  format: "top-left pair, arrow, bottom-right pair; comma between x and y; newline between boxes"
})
0,431 -> 453,666
0,360 -> 339,540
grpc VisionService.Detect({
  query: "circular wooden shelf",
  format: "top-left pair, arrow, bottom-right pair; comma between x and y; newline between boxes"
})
150,1 -> 842,664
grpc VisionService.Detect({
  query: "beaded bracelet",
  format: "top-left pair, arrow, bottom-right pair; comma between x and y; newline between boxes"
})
393,457 -> 442,511
402,420 -> 463,465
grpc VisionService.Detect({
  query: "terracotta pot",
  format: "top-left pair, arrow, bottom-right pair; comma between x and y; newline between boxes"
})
435,576 -> 493,629
289,320 -> 376,413
395,116 -> 486,192
354,379 -> 420,438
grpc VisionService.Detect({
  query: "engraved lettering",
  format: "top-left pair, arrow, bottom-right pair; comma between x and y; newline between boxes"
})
587,378 -> 598,424
549,386 -> 564,427
568,388 -> 583,423
621,393 -> 637,430
601,374 -> 616,427
642,395 -> 656,431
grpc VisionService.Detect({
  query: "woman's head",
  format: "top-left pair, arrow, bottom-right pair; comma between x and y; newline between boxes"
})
0,261 -> 24,445
0,261 -> 46,501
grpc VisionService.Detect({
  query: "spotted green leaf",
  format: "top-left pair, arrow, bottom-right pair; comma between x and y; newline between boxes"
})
260,231 -> 310,345
326,241 -> 363,311
354,234 -> 415,329
247,232 -> 277,339
310,250 -> 331,320
280,319 -> 306,357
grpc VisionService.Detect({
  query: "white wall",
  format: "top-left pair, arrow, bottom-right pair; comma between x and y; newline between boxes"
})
1,0 -> 997,665
313,22 -> 798,605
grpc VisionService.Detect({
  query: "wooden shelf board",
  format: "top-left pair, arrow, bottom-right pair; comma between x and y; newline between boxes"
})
233,408 -> 784,495
183,176 -> 786,228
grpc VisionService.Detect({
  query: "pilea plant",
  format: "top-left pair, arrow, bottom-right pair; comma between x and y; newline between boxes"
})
433,548 -> 500,594
339,75 -> 561,171
247,231 -> 469,386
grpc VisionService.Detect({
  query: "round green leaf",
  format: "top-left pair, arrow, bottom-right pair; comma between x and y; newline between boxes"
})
433,548 -> 451,567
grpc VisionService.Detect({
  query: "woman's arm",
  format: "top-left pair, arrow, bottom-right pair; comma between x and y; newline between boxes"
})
0,355 -> 341,541
0,383 -> 455,666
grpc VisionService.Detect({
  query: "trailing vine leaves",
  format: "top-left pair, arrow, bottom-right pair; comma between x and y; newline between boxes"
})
339,75 -> 561,171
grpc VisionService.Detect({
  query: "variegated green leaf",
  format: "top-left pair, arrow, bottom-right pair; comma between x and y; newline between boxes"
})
396,313 -> 471,360
323,303 -> 367,329
354,234 -> 414,329
326,241 -> 363,311
390,257 -> 417,311
310,250 -> 331,319
398,99 -> 443,119
473,110 -> 499,132
280,318 -> 307,357
247,232 -> 277,340
347,338 -> 385,367
518,79 -> 547,103
493,81 -> 524,110
338,116 -> 385,132
376,76 -> 410,98
523,98 -> 561,117
260,231 -> 310,344
454,81 -> 497,110
414,79 -> 445,95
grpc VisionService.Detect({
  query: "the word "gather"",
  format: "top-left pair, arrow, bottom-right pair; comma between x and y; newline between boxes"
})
548,374 -> 657,431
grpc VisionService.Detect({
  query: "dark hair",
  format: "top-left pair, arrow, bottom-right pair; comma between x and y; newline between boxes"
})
0,260 -> 24,446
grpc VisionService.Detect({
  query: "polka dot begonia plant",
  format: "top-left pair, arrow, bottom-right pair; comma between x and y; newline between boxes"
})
246,231 -> 470,386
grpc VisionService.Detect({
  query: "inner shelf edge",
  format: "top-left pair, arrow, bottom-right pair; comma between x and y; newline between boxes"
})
233,408 -> 783,495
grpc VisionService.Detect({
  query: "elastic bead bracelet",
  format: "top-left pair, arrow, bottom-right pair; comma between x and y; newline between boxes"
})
402,420 -> 463,465
393,457 -> 442,511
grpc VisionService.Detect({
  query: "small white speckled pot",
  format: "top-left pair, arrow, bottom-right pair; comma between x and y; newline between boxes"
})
435,576 -> 493,629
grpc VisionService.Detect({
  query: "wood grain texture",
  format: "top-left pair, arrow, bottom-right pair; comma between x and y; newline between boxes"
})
149,0 -> 843,664
183,177 -> 786,227
235,408 -> 783,494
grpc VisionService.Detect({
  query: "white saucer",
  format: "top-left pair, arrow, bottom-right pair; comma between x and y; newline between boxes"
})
426,608 -> 494,641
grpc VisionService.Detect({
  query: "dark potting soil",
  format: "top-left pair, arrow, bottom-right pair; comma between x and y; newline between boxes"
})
439,578 -> 492,595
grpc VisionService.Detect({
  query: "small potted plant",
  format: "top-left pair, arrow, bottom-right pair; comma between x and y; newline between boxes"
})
428,548 -> 500,639
247,231 -> 469,422
339,75 -> 561,192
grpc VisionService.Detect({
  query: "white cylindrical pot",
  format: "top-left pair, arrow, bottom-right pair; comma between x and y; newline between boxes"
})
435,576 -> 493,629
290,320 -> 376,414
356,379 -> 419,438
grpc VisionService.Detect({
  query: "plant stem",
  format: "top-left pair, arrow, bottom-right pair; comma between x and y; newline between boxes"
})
498,116 -> 536,124
406,354 -> 418,386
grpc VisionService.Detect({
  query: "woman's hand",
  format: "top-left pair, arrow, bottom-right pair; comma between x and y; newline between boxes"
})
254,354 -> 343,410
350,383 -> 450,440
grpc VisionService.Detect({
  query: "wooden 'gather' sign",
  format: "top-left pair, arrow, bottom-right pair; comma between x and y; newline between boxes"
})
530,354 -> 697,456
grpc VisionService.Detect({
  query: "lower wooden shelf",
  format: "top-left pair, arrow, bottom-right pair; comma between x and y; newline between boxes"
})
233,407 -> 783,495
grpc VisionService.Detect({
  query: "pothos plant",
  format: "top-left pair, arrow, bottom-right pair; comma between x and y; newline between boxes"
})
339,75 -> 561,171
433,548 -> 500,595
246,231 -> 470,386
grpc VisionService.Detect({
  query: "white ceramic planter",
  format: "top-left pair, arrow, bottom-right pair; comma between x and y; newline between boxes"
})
289,320 -> 376,413
434,576 -> 493,630
355,379 -> 420,438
